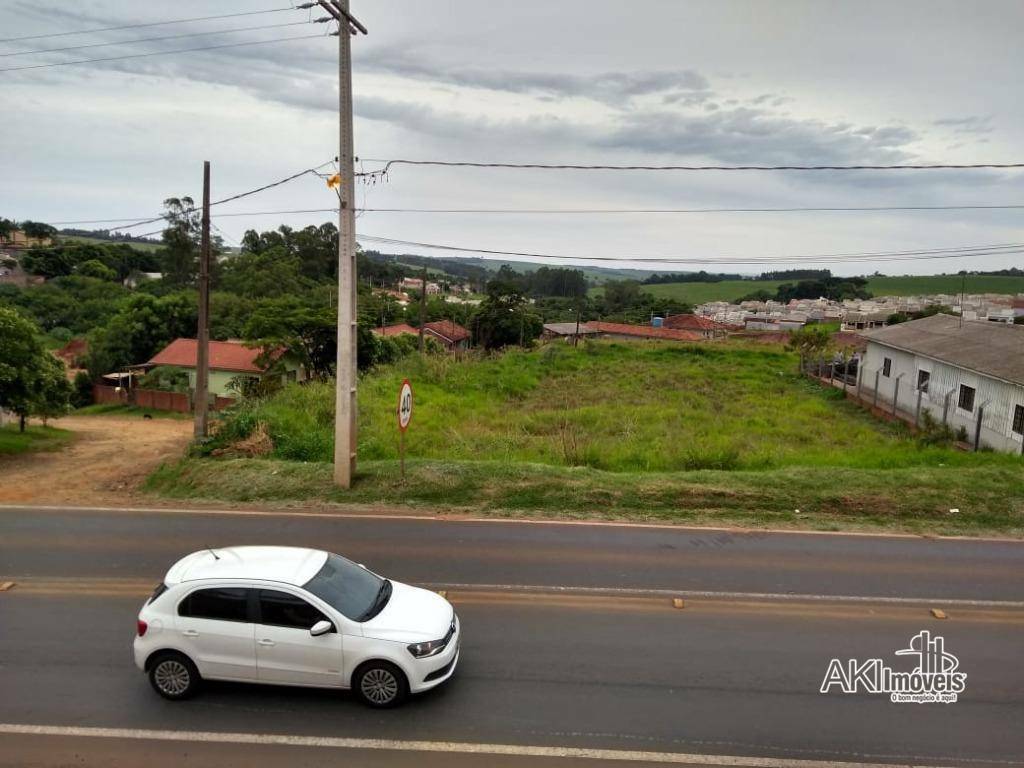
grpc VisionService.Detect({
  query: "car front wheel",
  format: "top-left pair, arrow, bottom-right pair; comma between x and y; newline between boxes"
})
148,652 -> 201,700
354,661 -> 409,708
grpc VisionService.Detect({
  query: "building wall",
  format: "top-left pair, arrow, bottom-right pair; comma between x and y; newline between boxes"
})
863,341 -> 1024,453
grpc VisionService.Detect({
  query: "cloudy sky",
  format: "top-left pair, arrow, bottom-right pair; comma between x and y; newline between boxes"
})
2,0 -> 1023,275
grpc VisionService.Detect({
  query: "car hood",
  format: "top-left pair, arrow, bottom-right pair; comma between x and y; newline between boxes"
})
360,580 -> 453,643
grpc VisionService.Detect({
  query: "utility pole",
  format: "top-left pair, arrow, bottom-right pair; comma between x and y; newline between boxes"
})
418,263 -> 427,353
194,160 -> 211,440
317,0 -> 366,489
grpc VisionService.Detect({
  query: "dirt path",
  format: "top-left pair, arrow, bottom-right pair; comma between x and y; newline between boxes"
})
0,416 -> 191,505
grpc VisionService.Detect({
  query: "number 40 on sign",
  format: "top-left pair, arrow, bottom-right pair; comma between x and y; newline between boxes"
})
397,379 -> 413,480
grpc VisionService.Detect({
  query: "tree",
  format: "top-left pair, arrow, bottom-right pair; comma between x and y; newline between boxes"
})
19,221 -> 57,240
786,325 -> 833,372
601,280 -> 642,314
76,259 -> 118,281
473,280 -> 542,350
244,298 -> 337,378
0,307 -> 47,431
85,293 -> 196,379
219,246 -> 311,298
32,354 -> 72,425
160,197 -> 201,287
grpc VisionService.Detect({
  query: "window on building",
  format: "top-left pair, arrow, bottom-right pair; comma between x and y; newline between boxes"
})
958,384 -> 976,413
882,358 -> 892,377
916,370 -> 930,393
1013,404 -> 1024,436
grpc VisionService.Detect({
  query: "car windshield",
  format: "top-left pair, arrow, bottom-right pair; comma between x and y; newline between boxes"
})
302,553 -> 389,622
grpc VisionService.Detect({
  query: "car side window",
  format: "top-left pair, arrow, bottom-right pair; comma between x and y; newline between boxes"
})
178,587 -> 250,622
258,589 -> 329,630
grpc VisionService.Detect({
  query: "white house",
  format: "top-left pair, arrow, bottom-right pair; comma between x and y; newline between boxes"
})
861,314 -> 1024,453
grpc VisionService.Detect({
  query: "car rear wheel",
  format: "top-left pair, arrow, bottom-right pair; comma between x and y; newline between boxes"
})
148,652 -> 201,700
354,661 -> 408,708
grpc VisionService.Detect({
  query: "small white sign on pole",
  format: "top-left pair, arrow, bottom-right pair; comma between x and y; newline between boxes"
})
397,379 -> 413,479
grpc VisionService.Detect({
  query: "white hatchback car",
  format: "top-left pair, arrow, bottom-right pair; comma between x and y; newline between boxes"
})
133,546 -> 460,707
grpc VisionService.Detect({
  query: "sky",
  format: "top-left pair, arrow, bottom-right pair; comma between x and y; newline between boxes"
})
2,0 -> 1023,277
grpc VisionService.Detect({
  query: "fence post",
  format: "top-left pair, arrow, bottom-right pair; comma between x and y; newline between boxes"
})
942,391 -> 952,425
817,357 -> 824,378
891,374 -> 903,418
915,389 -> 923,427
856,364 -> 864,400
974,405 -> 985,451
873,370 -> 880,409
843,358 -> 850,394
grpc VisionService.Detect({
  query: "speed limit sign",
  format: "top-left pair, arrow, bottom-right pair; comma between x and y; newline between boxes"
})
397,379 -> 413,431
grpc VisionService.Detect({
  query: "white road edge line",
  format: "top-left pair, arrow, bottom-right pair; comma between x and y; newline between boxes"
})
1,503 -> 1021,542
0,723 -> 995,768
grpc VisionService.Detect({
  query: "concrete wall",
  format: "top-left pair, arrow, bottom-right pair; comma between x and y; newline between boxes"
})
863,341 -> 1024,453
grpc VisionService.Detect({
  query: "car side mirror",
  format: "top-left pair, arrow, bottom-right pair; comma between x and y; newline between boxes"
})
310,620 -> 333,637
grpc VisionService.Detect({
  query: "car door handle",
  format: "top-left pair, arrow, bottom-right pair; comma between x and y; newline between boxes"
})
181,630 -> 199,638
257,639 -> 276,647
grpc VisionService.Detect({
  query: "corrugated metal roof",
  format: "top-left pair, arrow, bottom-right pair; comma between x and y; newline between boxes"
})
864,314 -> 1024,385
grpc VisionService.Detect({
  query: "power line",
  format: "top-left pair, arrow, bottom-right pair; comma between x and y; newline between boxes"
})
355,234 -> 1024,265
362,158 -> 1024,173
355,203 -> 1024,214
43,201 -> 1024,226
0,20 -> 316,58
0,6 -> 297,44
0,32 -> 328,73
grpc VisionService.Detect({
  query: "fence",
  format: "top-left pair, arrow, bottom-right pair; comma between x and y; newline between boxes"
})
802,357 -> 1024,455
92,386 -> 236,413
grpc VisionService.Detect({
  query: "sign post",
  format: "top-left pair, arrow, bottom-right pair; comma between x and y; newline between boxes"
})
397,379 -> 413,481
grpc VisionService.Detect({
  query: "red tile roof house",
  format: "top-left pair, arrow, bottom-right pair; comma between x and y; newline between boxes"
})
146,338 -> 305,398
661,313 -> 732,339
423,320 -> 471,351
588,322 -> 702,342
372,323 -> 419,338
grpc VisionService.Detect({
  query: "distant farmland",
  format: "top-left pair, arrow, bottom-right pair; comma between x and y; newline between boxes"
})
619,274 -> 1024,304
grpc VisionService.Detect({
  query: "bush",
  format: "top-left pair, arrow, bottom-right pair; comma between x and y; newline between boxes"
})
72,371 -> 93,409
49,326 -> 73,343
138,365 -> 190,393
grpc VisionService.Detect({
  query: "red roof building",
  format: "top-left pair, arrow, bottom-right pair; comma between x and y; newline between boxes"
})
423,320 -> 471,350
662,313 -> 730,338
589,322 -> 702,342
147,338 -> 279,373
372,323 -> 419,337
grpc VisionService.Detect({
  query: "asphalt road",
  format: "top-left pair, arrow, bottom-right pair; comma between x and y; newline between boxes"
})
1,504 -> 1023,767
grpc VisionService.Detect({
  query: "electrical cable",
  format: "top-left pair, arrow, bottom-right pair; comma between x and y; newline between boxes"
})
355,234 -> 1024,265
361,158 -> 1024,173
0,32 -> 328,73
0,7 -> 298,44
0,20 -> 316,58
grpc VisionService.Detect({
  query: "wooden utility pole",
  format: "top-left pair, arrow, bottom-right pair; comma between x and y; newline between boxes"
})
193,160 -> 211,440
318,0 -> 366,488
418,264 -> 427,353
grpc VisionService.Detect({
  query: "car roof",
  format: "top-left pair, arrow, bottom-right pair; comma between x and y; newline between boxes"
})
164,546 -> 329,587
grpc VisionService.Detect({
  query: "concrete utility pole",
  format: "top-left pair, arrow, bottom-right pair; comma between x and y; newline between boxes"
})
318,0 -> 366,488
194,160 -> 211,440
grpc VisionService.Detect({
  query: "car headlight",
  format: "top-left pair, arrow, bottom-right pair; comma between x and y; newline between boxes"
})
407,638 -> 447,658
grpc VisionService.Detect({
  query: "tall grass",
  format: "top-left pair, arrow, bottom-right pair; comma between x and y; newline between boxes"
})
205,341 -> 1022,472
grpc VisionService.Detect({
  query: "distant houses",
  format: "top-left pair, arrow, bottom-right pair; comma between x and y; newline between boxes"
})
862,314 -> 1024,453
372,321 -> 472,352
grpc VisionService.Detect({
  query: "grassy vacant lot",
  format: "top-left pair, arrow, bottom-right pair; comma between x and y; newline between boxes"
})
627,274 -> 1024,304
0,424 -> 74,456
147,341 -> 1024,535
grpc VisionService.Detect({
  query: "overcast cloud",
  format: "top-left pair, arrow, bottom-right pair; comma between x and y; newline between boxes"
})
1,0 -> 1022,275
